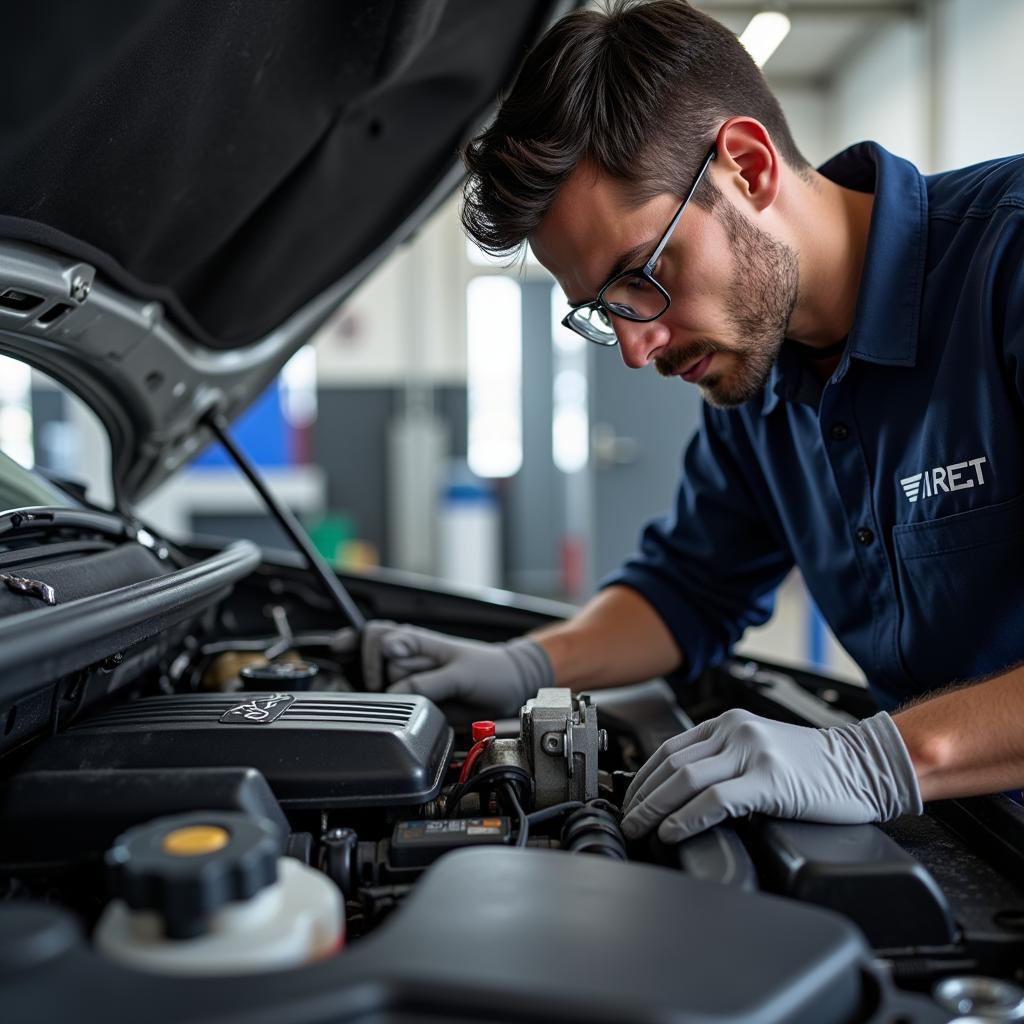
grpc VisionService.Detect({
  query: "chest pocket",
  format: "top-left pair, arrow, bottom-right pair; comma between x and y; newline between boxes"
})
892,492 -> 1024,689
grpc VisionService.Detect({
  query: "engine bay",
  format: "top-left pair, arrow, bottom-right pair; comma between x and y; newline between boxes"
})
2,540 -> 1024,1023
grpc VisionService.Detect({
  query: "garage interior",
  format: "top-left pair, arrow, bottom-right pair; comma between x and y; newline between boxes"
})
0,0 -> 1017,688
2,2 -> 1024,1020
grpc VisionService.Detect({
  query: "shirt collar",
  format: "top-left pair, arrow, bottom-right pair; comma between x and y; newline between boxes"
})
761,142 -> 928,417
760,343 -> 820,415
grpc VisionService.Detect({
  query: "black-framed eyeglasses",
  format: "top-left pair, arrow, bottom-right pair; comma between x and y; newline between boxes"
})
560,145 -> 716,346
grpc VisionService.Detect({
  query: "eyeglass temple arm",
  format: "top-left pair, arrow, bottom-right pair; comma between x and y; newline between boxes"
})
643,146 -> 717,274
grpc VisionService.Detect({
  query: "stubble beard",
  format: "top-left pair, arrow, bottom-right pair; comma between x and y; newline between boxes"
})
655,200 -> 799,409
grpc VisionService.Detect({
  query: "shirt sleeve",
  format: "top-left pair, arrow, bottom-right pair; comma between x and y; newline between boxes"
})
601,402 -> 794,684
998,205 -> 1024,396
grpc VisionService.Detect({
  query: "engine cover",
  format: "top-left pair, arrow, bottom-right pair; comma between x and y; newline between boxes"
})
22,692 -> 453,809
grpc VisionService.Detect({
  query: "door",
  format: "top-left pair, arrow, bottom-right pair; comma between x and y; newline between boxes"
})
585,346 -> 703,590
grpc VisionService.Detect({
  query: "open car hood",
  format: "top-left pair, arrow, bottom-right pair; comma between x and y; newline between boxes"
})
0,0 -> 573,504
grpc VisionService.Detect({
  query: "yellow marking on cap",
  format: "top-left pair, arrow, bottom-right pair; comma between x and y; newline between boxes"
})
162,825 -> 230,857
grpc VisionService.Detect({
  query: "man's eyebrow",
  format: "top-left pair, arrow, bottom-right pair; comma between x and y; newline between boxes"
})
565,237 -> 657,307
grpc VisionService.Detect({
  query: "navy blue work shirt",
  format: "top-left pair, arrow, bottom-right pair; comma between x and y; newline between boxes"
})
606,142 -> 1024,710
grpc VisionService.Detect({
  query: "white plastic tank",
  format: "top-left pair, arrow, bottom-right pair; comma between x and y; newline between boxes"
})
95,856 -> 343,975
94,814 -> 344,975
438,466 -> 500,589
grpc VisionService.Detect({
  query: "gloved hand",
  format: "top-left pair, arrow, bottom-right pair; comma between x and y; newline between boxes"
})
621,708 -> 922,844
332,620 -> 554,717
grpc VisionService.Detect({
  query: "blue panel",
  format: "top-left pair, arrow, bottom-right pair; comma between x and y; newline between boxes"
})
807,597 -> 827,669
193,380 -> 289,468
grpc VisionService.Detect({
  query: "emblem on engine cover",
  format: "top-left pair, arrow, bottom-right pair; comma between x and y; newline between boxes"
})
219,693 -> 295,724
0,573 -> 57,605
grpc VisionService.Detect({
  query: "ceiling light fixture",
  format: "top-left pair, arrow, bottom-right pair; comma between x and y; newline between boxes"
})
739,11 -> 792,68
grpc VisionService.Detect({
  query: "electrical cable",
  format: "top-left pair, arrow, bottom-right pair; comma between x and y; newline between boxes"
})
526,800 -> 585,827
501,781 -> 530,848
443,764 -> 531,818
457,735 -> 494,785
444,765 -> 530,816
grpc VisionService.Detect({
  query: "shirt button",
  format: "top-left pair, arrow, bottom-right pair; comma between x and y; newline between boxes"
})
830,423 -> 850,441
855,527 -> 875,546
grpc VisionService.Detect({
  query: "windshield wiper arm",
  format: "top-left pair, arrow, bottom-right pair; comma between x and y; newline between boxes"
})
0,507 -> 133,543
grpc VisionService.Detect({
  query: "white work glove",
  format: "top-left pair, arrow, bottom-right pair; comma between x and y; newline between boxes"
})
621,708 -> 922,844
333,620 -> 554,717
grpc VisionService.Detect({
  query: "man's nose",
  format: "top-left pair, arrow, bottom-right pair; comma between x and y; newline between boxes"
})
615,317 -> 670,370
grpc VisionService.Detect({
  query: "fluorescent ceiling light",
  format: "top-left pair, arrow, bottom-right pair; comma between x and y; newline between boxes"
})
739,11 -> 792,68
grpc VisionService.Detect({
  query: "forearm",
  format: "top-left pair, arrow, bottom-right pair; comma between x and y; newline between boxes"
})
893,663 -> 1024,801
530,585 -> 683,690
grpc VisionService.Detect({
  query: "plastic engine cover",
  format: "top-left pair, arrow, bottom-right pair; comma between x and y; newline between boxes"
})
21,692 -> 453,808
0,848 -> 945,1023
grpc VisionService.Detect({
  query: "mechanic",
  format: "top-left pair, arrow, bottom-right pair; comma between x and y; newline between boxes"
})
340,0 -> 1024,844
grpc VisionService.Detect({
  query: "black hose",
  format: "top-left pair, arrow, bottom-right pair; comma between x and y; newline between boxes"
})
561,800 -> 628,860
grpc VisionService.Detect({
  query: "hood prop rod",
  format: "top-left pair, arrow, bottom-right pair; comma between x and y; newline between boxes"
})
204,412 -> 366,633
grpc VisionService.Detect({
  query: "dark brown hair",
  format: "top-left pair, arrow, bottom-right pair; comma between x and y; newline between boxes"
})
462,0 -> 809,259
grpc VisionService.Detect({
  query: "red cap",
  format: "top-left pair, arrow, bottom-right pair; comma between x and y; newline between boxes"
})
471,720 -> 496,742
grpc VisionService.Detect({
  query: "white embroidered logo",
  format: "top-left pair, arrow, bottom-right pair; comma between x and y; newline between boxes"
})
899,457 -> 987,503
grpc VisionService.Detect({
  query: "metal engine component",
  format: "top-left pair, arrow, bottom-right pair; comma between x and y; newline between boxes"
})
479,688 -> 607,809
932,976 -> 1024,1021
524,689 -> 607,808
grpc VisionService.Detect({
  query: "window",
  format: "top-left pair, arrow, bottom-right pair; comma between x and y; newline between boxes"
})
551,284 -> 589,473
466,276 -> 522,478
0,355 -> 33,469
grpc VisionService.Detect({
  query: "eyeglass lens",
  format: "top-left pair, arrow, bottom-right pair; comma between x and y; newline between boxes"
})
567,304 -> 618,344
601,271 -> 669,320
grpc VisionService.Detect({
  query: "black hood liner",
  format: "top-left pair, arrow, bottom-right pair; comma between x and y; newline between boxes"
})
1,0 -> 558,349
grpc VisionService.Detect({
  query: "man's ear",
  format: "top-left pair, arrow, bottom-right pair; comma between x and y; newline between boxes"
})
715,117 -> 781,213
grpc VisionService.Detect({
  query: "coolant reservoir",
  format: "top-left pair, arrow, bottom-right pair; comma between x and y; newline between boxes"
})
94,811 -> 343,974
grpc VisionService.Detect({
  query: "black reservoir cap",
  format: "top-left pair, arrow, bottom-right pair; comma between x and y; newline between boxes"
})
240,660 -> 319,690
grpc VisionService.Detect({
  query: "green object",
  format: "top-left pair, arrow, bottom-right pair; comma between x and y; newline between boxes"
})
308,514 -> 355,567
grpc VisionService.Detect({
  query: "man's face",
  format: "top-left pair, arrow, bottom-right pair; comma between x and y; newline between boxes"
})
530,161 -> 799,408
